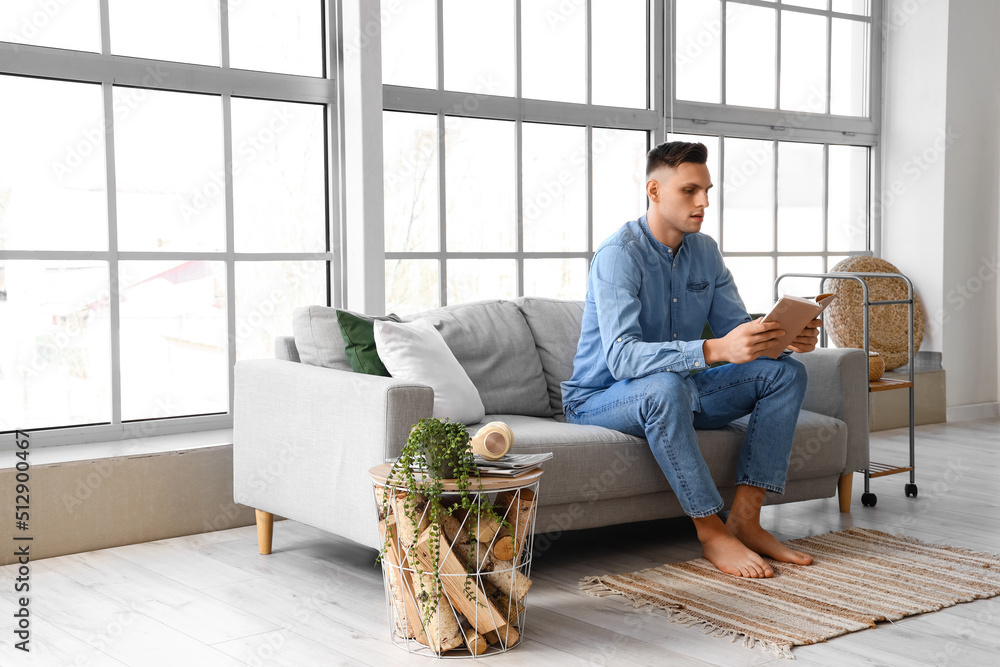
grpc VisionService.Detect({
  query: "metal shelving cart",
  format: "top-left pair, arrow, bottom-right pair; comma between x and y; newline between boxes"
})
775,271 -> 918,507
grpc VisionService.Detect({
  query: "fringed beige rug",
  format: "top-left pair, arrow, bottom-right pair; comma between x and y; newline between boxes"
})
580,528 -> 1000,659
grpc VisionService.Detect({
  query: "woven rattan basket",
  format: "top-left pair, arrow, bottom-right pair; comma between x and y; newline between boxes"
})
822,257 -> 925,370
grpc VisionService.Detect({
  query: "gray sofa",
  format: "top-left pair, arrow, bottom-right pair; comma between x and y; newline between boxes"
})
234,297 -> 868,554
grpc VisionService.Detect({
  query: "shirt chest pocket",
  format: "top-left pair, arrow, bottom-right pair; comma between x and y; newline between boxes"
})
686,280 -> 710,293
684,280 -> 712,312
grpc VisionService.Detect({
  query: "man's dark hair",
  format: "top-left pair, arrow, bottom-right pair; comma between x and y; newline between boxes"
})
646,141 -> 708,178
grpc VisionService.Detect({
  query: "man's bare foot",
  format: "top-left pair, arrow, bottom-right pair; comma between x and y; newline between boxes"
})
727,518 -> 813,566
693,516 -> 774,578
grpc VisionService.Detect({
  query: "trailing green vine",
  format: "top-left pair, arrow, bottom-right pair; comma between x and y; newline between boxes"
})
378,417 -> 507,626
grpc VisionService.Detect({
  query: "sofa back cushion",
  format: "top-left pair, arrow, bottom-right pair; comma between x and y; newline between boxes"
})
406,300 -> 551,417
514,297 -> 585,416
292,305 -> 353,371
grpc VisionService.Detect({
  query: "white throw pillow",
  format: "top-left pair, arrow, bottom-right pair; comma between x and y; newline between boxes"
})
374,318 -> 486,425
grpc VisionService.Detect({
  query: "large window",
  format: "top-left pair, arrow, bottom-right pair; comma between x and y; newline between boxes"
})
0,2 -> 335,446
381,0 -> 879,314
671,0 -> 877,313
382,0 -> 651,313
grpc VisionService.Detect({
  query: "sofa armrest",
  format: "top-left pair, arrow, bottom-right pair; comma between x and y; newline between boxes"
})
233,359 -> 433,549
793,348 -> 869,473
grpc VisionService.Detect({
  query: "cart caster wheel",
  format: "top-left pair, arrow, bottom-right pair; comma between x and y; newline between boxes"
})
861,492 -> 877,507
905,483 -> 918,498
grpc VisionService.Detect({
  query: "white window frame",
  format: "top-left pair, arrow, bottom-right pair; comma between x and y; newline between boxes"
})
667,0 -> 883,265
0,0 -> 343,449
381,0 -> 882,309
382,0 -> 660,307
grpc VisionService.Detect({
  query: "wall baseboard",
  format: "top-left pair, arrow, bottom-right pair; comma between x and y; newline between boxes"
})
0,444 -> 254,566
947,402 -> 1000,423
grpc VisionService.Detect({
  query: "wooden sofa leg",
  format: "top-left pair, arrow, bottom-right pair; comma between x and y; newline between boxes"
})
255,509 -> 274,554
838,473 -> 853,513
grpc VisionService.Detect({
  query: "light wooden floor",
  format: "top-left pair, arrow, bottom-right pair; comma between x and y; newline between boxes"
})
2,418 -> 999,666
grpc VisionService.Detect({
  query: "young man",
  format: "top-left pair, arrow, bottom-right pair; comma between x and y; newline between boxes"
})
562,141 -> 820,578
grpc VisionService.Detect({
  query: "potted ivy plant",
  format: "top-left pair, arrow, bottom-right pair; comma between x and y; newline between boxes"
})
378,417 -> 506,631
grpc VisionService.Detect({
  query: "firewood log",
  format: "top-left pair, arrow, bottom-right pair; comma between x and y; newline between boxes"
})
439,513 -> 532,603
496,489 -> 537,566
415,572 -> 464,653
483,625 -> 520,647
462,627 -> 488,655
482,580 -> 525,625
393,491 -> 429,548
378,518 -> 427,644
491,534 -> 515,561
412,526 -> 508,637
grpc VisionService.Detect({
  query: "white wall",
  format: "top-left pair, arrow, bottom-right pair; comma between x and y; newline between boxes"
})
941,0 -> 1000,414
882,0 -> 1000,418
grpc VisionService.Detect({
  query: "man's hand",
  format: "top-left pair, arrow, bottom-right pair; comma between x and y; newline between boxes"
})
786,318 -> 822,354
703,319 -> 785,365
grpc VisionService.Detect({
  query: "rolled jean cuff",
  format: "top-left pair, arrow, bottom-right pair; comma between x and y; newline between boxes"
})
735,480 -> 785,495
686,499 -> 725,519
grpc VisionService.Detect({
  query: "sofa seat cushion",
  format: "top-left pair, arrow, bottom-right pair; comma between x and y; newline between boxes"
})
406,300 -> 551,417
468,410 -> 847,507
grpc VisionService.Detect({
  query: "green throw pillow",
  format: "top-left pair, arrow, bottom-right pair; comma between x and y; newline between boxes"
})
335,310 -> 401,376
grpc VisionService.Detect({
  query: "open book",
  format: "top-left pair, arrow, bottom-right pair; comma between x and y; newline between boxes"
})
758,293 -> 836,359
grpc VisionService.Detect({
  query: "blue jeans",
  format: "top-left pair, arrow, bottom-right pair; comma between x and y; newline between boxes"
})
565,356 -> 807,518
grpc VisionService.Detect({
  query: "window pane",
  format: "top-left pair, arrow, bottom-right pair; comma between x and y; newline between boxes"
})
777,142 -> 824,252
828,145 -> 868,251
0,76 -> 106,251
522,123 -> 587,252
592,0 -> 646,108
724,256 -> 773,315
667,133 -> 720,242
228,0 -> 322,77
109,0 -> 220,66
830,18 -> 869,116
447,259 -> 515,304
521,0 -> 585,103
827,254 -> 849,272
783,0 -> 827,9
232,98 -> 326,253
780,11 -> 828,112
386,259 -> 439,315
723,138 -> 774,252
114,88 -> 225,252
831,0 -> 869,16
592,129 -> 647,248
524,258 -> 587,300
443,0 -> 515,97
384,111 -> 439,252
776,255 -> 825,299
445,117 -> 515,252
675,0 -> 721,104
0,260 -> 111,430
382,0 -> 436,89
726,4 -> 776,108
0,0 -> 100,52
119,260 -> 228,421
234,261 -> 326,361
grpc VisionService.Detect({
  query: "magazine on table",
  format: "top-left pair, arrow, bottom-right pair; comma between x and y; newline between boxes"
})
384,452 -> 553,477
474,452 -> 554,476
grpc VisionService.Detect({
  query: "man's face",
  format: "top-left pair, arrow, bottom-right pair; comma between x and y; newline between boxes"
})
648,161 -> 713,237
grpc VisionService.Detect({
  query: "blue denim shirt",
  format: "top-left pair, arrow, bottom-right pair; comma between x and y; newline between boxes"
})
562,216 -> 751,409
